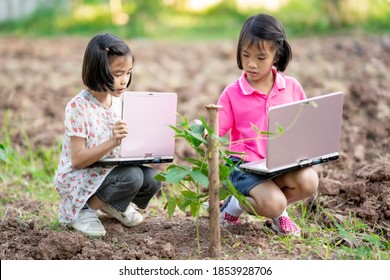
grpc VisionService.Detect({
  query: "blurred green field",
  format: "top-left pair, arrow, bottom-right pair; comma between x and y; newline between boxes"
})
0,0 -> 389,40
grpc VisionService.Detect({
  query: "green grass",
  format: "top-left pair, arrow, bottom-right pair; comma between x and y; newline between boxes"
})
0,110 -> 61,223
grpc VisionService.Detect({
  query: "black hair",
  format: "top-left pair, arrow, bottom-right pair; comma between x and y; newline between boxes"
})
82,33 -> 135,92
236,13 -> 292,72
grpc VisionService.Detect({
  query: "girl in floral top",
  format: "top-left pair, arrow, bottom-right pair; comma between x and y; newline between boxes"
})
54,33 -> 161,237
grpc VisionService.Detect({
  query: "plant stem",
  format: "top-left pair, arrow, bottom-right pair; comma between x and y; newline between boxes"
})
205,104 -> 222,258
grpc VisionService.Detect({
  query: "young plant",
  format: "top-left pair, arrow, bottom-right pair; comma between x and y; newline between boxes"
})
155,115 -> 240,216
154,114 -> 249,252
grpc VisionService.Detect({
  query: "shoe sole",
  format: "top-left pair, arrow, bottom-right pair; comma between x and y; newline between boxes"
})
69,224 -> 106,237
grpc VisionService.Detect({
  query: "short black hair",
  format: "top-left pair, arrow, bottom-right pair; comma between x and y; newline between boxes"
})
82,33 -> 135,92
236,13 -> 292,72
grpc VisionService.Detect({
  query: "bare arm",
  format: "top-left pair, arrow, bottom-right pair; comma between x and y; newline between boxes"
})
70,120 -> 128,170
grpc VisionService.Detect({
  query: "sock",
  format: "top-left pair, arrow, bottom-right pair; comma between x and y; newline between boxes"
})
222,196 -> 244,217
272,209 -> 288,221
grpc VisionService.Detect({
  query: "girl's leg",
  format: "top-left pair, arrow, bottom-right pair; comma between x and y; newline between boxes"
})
246,180 -> 287,218
273,167 -> 319,205
93,165 -> 160,227
131,166 -> 161,209
267,167 -> 318,236
93,165 -> 161,211
220,180 -> 287,226
95,165 -> 144,212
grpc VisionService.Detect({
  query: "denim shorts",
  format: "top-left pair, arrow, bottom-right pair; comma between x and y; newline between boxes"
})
228,157 -> 276,196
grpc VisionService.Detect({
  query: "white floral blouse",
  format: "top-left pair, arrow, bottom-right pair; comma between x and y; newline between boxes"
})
54,90 -> 122,223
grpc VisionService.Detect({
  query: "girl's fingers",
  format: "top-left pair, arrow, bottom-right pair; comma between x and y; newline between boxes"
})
112,126 -> 128,139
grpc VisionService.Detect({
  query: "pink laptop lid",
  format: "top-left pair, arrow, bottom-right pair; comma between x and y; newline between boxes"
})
120,92 -> 177,158
266,91 -> 344,170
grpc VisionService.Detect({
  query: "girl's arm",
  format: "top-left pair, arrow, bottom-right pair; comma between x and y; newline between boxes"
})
70,120 -> 128,170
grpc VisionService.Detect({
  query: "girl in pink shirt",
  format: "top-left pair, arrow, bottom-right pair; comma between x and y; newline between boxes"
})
217,14 -> 319,236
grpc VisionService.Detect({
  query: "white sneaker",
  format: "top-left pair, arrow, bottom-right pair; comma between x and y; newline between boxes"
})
70,209 -> 106,237
101,204 -> 143,227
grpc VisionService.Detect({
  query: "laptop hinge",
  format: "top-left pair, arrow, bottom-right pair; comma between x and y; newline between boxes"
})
298,157 -> 311,166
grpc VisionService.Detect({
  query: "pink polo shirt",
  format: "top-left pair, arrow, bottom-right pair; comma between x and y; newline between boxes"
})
217,69 -> 306,162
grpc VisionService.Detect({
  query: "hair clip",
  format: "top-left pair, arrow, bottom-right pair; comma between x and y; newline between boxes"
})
105,47 -> 109,52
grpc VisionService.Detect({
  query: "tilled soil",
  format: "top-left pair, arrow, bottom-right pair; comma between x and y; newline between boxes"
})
0,34 -> 389,259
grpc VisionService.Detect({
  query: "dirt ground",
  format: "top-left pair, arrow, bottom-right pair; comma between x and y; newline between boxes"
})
0,34 -> 389,260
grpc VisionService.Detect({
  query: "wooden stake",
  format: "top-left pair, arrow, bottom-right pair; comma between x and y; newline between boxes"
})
205,104 -> 222,258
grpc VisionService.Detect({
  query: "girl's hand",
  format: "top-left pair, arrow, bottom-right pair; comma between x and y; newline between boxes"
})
111,120 -> 128,146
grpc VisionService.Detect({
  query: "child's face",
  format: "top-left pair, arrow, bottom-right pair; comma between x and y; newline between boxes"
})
108,55 -> 133,97
241,40 -> 277,85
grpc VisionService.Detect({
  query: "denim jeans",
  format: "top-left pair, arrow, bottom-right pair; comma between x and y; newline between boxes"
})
95,165 -> 161,212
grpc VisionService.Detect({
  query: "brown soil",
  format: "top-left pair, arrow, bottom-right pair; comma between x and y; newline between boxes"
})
0,34 -> 389,260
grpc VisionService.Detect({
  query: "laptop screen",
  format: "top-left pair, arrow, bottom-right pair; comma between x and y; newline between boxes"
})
266,92 -> 344,170
119,92 -> 177,159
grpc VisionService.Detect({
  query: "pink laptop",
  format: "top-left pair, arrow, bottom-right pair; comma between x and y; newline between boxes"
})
93,91 -> 177,166
239,91 -> 344,176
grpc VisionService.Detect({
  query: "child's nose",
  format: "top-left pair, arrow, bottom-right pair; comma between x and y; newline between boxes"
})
248,59 -> 257,68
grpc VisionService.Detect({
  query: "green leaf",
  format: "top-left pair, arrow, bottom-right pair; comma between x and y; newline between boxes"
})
185,129 -> 207,145
165,164 -> 183,171
189,123 -> 205,136
0,144 -> 7,163
190,200 -> 200,217
167,197 -> 176,218
219,164 -> 231,180
189,169 -> 209,187
181,190 -> 197,200
185,157 -> 208,169
168,124 -> 182,134
165,166 -> 191,183
154,172 -> 166,182
177,196 -> 192,212
199,115 -> 213,136
219,186 -> 231,201
215,135 -> 230,144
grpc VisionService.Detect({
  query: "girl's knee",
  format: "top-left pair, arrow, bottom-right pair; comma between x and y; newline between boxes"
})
298,168 -> 319,195
121,166 -> 144,189
265,195 -> 287,217
143,169 -> 161,193
253,191 -> 287,218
